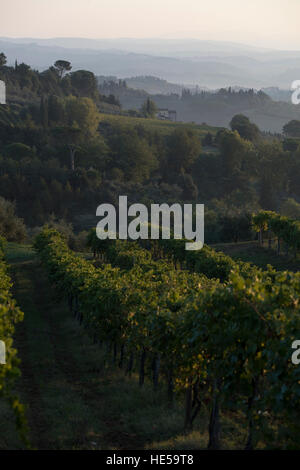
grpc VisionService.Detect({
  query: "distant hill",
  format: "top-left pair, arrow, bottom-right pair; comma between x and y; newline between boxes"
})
1,38 -> 300,89
98,75 -> 210,95
0,37 -> 273,55
2,37 -> 300,133
123,76 -> 184,95
99,82 -> 300,133
262,87 -> 292,103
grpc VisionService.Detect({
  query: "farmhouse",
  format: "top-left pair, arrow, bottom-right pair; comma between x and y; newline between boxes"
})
156,108 -> 177,122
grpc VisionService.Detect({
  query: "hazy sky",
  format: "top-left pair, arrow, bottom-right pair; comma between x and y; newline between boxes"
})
2,0 -> 300,49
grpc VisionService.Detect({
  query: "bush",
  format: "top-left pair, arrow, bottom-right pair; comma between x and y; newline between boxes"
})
0,197 -> 26,242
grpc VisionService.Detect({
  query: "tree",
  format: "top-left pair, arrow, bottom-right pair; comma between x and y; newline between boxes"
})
0,53 -> 7,67
219,130 -> 251,177
167,128 -> 201,174
179,172 -> 198,200
0,197 -> 26,242
109,132 -> 158,182
280,198 -> 300,219
70,70 -> 98,98
65,96 -> 100,137
141,98 -> 157,118
282,138 -> 300,152
230,114 -> 260,141
48,94 -> 65,124
52,126 -> 83,171
283,120 -> 300,138
107,94 -> 121,107
54,60 -> 72,79
4,142 -> 35,160
202,132 -> 213,147
39,96 -> 48,128
15,62 -> 32,89
75,136 -> 108,171
257,141 -> 289,207
259,175 -> 276,210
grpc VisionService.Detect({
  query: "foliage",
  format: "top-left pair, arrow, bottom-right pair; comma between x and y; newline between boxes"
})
283,120 -> 300,138
141,98 -> 158,118
53,60 -> 72,79
0,197 -> 26,242
230,114 -> 260,142
0,238 -> 27,444
252,210 -> 300,255
36,227 -> 300,449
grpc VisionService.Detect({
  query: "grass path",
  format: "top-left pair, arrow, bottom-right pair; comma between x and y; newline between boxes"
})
9,257 -> 146,449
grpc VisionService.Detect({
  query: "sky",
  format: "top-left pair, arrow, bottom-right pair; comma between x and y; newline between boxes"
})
2,0 -> 300,50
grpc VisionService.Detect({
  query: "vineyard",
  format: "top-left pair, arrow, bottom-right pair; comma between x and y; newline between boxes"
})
1,208 -> 299,449
30,226 -> 300,450
252,211 -> 300,257
98,113 -> 219,138
0,236 -> 27,444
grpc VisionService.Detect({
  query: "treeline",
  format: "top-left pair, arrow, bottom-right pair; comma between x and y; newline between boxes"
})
99,79 -> 271,107
35,228 -> 300,449
0,53 -> 120,108
1,110 -> 300,242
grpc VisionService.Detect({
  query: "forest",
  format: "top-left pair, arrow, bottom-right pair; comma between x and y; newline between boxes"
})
0,53 -> 300,245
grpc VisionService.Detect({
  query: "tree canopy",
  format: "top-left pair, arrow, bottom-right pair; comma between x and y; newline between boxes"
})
283,120 -> 300,138
54,60 -> 72,79
230,114 -> 260,141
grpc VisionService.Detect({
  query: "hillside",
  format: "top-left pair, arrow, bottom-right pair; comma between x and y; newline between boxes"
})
100,84 -> 300,133
98,112 -> 220,137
